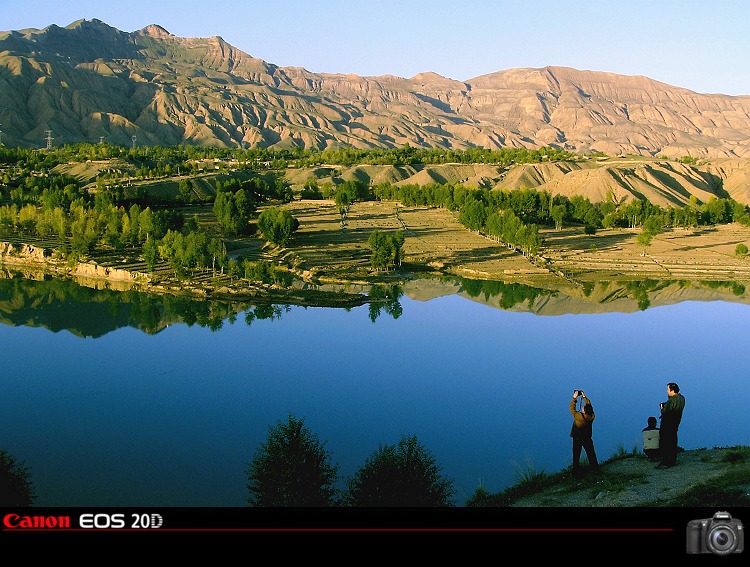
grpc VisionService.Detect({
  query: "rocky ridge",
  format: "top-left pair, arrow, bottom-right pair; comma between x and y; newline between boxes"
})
1,19 -> 750,157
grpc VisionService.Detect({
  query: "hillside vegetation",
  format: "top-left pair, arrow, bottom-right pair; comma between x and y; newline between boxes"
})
2,144 -> 750,313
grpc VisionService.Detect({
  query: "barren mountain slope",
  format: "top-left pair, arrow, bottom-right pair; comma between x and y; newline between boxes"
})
2,19 -> 750,158
277,158 -> 750,207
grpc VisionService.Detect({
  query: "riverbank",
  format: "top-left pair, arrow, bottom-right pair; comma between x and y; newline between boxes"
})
3,208 -> 750,308
0,239 -> 376,308
468,445 -> 750,507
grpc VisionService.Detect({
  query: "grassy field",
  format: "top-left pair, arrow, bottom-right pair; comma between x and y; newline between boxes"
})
282,199 -> 551,284
276,199 -> 750,286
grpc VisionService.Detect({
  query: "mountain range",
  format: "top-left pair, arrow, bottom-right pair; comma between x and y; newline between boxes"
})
1,18 -> 750,159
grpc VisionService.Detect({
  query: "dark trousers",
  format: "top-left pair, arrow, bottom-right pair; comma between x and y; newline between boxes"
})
572,436 -> 600,474
660,427 -> 678,466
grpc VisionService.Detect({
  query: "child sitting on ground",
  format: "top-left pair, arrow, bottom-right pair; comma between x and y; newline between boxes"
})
642,416 -> 661,462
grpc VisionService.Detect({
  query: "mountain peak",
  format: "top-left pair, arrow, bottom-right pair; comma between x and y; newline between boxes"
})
65,18 -> 110,30
1,19 -> 750,159
138,24 -> 172,38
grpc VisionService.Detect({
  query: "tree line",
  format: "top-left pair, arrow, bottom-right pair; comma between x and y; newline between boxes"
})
0,162 -> 301,284
1,143 -> 579,178
3,144 -> 750,279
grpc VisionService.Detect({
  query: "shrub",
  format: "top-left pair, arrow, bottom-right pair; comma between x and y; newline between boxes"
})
0,449 -> 36,506
257,207 -> 299,247
246,414 -> 339,507
345,434 -> 455,506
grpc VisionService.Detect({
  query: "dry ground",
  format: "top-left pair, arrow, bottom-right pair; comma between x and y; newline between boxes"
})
280,199 -> 750,285
543,224 -> 750,281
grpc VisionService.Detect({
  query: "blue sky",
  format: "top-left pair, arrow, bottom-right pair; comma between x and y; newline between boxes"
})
3,0 -> 749,95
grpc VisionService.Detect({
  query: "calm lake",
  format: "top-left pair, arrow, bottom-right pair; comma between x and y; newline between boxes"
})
1,275 -> 749,506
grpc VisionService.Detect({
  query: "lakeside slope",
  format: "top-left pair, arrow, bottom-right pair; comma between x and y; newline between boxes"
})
478,446 -> 750,507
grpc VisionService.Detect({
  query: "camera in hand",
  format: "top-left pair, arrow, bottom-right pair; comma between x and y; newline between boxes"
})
686,511 -> 744,555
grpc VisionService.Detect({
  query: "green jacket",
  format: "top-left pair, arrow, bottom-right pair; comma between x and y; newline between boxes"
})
660,393 -> 685,432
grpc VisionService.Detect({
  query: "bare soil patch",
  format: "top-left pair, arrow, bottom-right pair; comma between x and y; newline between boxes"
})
541,224 -> 750,281
282,199 -> 549,283
281,199 -> 750,286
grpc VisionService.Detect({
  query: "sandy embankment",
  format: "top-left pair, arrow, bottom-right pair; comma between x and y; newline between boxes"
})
1,241 -> 149,292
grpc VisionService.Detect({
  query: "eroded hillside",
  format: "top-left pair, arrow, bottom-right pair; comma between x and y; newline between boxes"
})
2,19 -> 750,157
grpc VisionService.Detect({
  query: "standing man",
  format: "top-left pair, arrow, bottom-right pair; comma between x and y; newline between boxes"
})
569,390 -> 601,479
657,382 -> 686,469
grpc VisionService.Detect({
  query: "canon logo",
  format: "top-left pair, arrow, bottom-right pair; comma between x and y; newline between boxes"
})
3,514 -> 71,529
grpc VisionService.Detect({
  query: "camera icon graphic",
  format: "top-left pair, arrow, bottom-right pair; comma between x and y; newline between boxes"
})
686,511 -> 744,555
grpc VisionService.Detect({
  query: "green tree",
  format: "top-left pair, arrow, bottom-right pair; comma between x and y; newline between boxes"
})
208,237 -> 227,275
333,187 -> 351,223
301,177 -> 323,199
178,179 -> 192,203
227,257 -> 240,281
143,235 -> 159,272
345,434 -> 455,507
158,229 -> 185,276
643,215 -> 664,235
458,198 -> 487,231
246,414 -> 339,507
637,230 -> 654,256
368,230 -> 404,270
257,207 -> 299,246
637,215 -> 663,255
1,449 -> 36,506
736,243 -> 749,257
551,204 -> 566,231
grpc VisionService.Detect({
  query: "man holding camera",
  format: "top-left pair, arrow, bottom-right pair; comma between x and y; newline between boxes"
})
657,382 -> 686,469
569,390 -> 601,479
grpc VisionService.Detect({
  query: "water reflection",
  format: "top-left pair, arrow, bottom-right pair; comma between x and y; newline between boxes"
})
2,272 -> 749,337
368,283 -> 404,322
458,276 -> 558,310
3,271 -> 749,506
447,276 -> 749,315
0,274 -> 246,336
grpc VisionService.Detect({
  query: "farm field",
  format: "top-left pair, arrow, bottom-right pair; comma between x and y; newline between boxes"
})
280,199 -> 750,286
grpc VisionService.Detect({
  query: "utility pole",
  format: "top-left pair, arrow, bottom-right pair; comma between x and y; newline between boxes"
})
99,136 -> 105,144
0,123 -> 3,146
132,135 -> 137,149
45,130 -> 54,150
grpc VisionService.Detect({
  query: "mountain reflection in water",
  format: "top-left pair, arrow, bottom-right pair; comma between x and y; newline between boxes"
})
1,274 -> 748,336
2,271 -> 749,507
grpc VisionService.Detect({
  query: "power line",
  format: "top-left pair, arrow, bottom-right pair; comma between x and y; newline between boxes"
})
45,129 -> 54,150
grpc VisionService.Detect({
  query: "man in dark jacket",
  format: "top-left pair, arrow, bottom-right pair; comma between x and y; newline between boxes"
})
657,382 -> 686,468
570,390 -> 601,478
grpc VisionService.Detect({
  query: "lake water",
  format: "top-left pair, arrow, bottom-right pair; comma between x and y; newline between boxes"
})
1,275 -> 749,506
